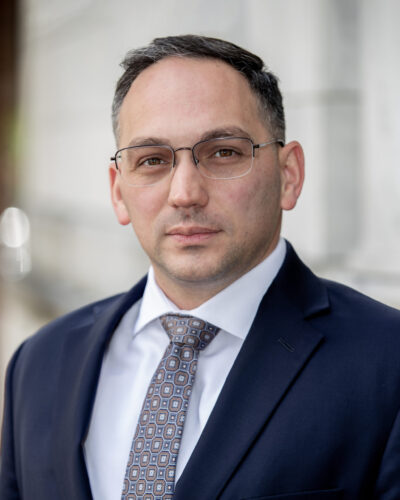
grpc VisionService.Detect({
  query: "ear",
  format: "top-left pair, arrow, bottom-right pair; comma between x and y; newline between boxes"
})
278,141 -> 305,211
109,164 -> 131,225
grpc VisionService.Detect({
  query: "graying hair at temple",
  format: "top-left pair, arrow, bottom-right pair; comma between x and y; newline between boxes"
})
111,34 -> 286,143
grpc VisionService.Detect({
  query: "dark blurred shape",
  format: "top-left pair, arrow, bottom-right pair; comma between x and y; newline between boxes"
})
0,0 -> 18,212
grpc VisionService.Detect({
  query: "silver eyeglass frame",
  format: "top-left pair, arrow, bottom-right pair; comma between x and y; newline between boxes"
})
110,136 -> 284,187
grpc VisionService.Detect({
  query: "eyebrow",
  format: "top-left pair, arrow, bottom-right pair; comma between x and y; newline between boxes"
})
124,126 -> 253,149
198,126 -> 252,142
126,137 -> 170,147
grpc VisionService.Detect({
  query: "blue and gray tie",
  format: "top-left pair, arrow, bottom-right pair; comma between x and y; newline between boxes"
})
122,313 -> 220,499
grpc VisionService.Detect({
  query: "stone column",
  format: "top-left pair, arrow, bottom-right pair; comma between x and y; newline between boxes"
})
346,0 -> 400,305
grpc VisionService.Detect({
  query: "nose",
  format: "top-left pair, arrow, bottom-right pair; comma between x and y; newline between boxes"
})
167,149 -> 209,209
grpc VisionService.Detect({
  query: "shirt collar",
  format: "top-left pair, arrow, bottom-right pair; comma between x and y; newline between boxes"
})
134,238 -> 286,339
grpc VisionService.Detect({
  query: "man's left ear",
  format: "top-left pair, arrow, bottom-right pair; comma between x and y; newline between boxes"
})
278,140 -> 305,211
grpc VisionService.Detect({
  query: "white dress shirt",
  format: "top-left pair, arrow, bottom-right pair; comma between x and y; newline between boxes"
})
84,238 -> 286,500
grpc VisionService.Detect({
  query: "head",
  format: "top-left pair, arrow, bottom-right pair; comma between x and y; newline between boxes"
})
109,35 -> 304,309
112,34 -> 285,145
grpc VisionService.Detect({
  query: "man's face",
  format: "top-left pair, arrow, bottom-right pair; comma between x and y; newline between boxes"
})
110,57 -> 303,305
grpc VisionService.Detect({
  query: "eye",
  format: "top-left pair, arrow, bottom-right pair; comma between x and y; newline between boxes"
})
141,157 -> 168,166
136,153 -> 172,169
214,148 -> 236,158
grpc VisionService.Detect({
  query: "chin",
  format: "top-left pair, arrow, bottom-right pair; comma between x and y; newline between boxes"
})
165,256 -> 247,289
171,267 -> 220,284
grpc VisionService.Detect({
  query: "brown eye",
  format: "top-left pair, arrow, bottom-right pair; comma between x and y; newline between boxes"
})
215,148 -> 235,158
143,158 -> 166,166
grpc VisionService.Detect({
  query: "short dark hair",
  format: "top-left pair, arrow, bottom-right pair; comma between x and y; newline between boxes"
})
112,34 -> 285,143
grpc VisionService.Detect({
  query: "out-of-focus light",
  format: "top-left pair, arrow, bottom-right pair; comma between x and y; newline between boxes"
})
0,207 -> 32,281
0,207 -> 30,248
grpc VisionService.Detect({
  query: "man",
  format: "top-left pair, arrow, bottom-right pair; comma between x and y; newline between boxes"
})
1,35 -> 400,500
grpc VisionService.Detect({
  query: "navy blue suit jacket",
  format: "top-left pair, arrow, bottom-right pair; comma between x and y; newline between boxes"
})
1,244 -> 400,499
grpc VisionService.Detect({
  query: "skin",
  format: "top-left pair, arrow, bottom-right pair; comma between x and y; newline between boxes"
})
110,57 -> 304,309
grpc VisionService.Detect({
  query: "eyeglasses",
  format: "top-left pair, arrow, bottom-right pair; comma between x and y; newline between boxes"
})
111,136 -> 284,187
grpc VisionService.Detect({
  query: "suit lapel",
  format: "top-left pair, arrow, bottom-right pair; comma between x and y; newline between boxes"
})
174,245 -> 330,500
51,278 -> 147,500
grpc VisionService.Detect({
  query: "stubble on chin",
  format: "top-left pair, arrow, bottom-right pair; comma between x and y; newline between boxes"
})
152,234 -> 266,293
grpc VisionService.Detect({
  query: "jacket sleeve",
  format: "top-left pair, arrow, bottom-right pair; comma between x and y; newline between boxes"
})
0,344 -> 25,500
374,405 -> 400,499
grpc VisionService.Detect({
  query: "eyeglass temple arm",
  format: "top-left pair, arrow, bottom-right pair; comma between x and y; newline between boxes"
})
254,139 -> 285,149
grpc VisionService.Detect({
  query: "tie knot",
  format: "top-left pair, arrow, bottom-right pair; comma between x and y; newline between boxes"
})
160,314 -> 219,350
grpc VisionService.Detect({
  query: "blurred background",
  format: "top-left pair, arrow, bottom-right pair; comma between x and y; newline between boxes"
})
1,0 -> 400,417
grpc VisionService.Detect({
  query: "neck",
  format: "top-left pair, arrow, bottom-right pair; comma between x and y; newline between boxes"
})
153,241 -> 281,310
154,273 -> 234,310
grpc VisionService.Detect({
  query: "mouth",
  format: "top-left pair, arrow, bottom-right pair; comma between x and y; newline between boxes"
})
166,226 -> 221,244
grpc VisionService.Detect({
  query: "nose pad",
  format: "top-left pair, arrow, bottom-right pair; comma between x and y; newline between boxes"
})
172,146 -> 195,168
171,146 -> 201,175
168,149 -> 208,208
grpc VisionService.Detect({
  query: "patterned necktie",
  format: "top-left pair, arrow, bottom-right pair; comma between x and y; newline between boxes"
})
122,314 -> 220,500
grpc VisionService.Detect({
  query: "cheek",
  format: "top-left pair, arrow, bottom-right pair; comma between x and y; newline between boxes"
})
214,184 -> 260,240
122,191 -> 165,246
224,180 -> 264,214
236,172 -> 281,222
223,181 -> 255,205
124,186 -> 165,220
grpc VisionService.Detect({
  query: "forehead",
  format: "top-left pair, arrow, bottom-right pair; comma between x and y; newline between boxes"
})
118,57 -> 267,146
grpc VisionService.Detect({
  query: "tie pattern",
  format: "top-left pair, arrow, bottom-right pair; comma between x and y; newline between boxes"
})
122,314 -> 220,499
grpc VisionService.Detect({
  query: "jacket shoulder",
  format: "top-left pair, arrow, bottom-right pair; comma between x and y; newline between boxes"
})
280,242 -> 400,327
8,276 -> 148,384
322,277 -> 400,324
28,293 -> 124,343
